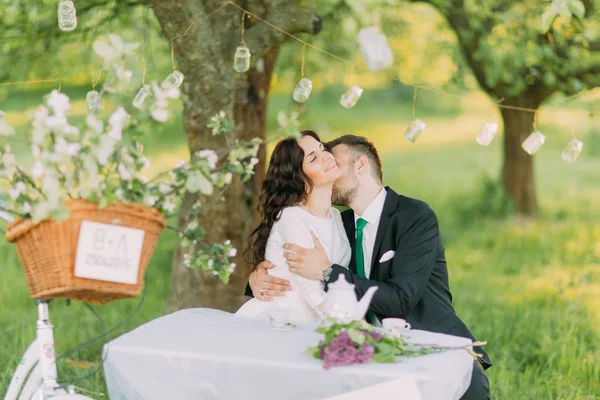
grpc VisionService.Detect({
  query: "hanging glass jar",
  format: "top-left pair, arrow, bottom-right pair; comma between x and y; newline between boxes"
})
561,139 -> 583,163
85,91 -> 102,116
293,78 -> 313,104
162,71 -> 185,89
57,0 -> 77,32
476,122 -> 498,146
340,86 -> 363,109
233,45 -> 251,73
404,119 -> 426,143
133,86 -> 153,109
522,131 -> 546,155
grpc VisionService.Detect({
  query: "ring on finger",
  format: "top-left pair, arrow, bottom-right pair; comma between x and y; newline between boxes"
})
260,288 -> 265,296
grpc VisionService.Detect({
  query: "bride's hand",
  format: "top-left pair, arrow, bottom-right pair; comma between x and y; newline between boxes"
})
250,260 -> 292,301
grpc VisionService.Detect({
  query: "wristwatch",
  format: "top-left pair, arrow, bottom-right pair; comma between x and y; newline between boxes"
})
322,265 -> 333,282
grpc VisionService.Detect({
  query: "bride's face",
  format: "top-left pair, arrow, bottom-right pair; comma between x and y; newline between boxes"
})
298,135 -> 341,188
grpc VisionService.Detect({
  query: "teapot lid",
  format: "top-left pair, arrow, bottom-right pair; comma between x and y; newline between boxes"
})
328,274 -> 355,290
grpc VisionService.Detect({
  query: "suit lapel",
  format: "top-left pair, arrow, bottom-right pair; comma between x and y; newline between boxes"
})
369,187 -> 401,278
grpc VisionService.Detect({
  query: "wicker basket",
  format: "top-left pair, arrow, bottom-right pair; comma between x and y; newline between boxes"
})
6,199 -> 165,304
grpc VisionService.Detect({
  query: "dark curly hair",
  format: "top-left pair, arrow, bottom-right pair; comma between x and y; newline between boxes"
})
246,130 -> 322,270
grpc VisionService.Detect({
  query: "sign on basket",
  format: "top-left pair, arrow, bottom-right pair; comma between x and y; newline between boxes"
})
74,221 -> 145,284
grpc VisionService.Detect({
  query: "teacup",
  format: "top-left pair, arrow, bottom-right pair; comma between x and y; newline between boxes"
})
269,308 -> 290,328
382,318 -> 411,337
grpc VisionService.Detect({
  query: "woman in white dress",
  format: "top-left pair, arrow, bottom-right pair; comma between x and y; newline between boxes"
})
236,131 -> 351,326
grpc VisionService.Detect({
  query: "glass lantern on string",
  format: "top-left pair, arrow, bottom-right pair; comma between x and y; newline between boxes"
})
57,1 -> 77,32
85,91 -> 102,116
476,122 -> 498,146
561,139 -> 583,163
404,119 -> 426,143
162,71 -> 185,89
293,78 -> 313,103
340,86 -> 363,109
522,131 -> 546,155
133,86 -> 152,109
234,45 -> 251,72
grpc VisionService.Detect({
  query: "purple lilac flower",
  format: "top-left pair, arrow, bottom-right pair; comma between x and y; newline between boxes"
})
322,332 -> 376,369
370,331 -> 382,342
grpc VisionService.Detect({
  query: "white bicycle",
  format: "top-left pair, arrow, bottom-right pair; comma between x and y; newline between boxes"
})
4,300 -> 95,400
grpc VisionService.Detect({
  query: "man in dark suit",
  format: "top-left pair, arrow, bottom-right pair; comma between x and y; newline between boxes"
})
246,135 -> 490,399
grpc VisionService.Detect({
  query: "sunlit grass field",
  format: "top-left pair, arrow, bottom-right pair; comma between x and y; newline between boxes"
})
1,86 -> 599,399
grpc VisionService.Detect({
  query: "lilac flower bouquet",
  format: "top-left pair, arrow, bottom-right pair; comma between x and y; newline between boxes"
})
306,320 -> 430,369
307,319 -> 485,369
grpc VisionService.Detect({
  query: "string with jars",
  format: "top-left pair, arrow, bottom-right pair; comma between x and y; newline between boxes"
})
4,0 -> 586,165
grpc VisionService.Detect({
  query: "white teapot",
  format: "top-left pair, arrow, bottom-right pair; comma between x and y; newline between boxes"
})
321,274 -> 378,323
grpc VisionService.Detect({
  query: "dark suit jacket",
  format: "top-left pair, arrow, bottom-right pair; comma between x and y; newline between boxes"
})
244,187 -> 491,369
327,188 -> 491,369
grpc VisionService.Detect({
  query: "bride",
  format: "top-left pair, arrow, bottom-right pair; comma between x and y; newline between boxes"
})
236,130 -> 351,325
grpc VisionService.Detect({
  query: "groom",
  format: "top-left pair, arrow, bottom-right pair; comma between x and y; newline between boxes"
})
246,135 -> 491,399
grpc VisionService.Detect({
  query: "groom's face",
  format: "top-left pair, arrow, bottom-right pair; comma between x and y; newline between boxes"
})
331,144 -> 359,206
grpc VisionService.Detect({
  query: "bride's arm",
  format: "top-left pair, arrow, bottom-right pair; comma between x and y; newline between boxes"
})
276,209 -> 326,310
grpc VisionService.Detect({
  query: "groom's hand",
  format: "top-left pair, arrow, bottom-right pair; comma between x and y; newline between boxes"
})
284,232 -> 331,280
249,261 -> 292,301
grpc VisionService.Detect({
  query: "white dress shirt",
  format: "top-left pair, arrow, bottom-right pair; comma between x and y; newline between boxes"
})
354,187 -> 387,279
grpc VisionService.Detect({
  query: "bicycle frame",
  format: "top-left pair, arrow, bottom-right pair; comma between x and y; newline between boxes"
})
4,301 -> 94,400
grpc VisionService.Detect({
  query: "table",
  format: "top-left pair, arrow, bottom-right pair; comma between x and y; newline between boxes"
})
103,309 -> 474,400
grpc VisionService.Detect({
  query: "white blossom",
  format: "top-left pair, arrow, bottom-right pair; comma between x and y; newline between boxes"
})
9,182 -> 26,200
118,163 -> 133,180
151,107 -> 169,122
249,157 -> 259,167
196,149 -> 218,169
228,248 -> 237,257
228,263 -> 236,273
109,106 -> 128,132
22,202 -> 32,214
115,188 -> 124,198
46,90 -> 71,117
224,239 -> 231,245
163,197 -> 176,213
97,136 -> 116,165
208,259 -> 214,268
32,161 -> 45,179
143,194 -> 157,207
0,121 -> 14,137
176,160 -> 186,168
223,172 -> 232,184
93,34 -> 140,64
86,115 -> 104,134
159,183 -> 171,194
54,137 -> 81,156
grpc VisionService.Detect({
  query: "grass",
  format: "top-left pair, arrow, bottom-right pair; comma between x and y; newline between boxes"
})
1,87 -> 599,399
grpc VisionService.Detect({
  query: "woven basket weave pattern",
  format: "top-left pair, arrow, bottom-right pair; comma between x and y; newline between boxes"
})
6,199 -> 165,304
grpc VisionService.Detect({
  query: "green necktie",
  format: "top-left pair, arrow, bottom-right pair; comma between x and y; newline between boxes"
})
356,218 -> 376,324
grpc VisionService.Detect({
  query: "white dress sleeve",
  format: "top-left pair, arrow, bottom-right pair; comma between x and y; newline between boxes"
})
275,208 -> 325,309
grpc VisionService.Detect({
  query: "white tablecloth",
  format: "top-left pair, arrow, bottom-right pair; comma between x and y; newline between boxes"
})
103,309 -> 473,400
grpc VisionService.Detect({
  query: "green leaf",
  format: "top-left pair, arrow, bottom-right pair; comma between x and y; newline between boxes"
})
568,0 -> 585,18
348,328 -> 365,345
185,171 -> 201,193
371,352 -> 395,363
540,10 -> 556,33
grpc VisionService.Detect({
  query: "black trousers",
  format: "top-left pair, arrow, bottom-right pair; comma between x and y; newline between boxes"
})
460,360 -> 490,400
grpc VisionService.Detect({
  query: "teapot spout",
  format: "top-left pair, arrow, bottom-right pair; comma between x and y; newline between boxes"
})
354,286 -> 378,321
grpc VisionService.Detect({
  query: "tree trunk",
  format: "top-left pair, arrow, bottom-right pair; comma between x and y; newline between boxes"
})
147,1 -> 320,313
500,97 -> 542,216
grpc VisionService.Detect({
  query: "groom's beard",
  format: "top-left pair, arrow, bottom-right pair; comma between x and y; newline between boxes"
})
332,184 -> 358,206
